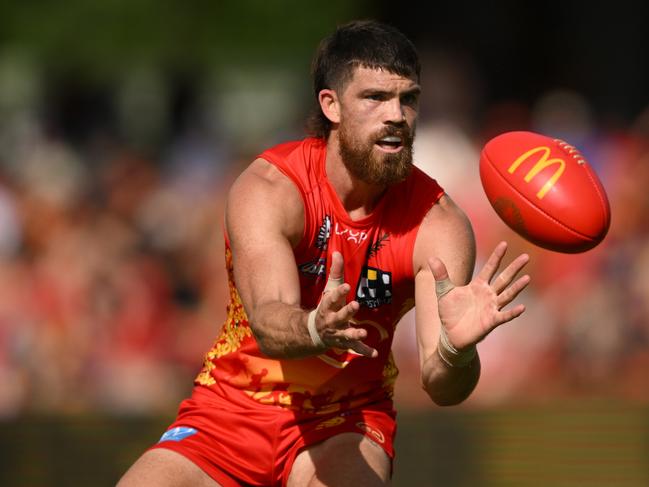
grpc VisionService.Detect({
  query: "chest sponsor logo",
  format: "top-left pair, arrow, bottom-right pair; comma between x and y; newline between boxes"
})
335,223 -> 368,244
356,266 -> 392,309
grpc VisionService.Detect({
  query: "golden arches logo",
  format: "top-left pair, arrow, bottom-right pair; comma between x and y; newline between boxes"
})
507,146 -> 565,199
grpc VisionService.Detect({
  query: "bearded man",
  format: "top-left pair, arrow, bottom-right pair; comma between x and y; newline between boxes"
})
118,20 -> 531,487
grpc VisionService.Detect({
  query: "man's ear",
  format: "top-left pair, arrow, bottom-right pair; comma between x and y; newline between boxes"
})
318,89 -> 341,124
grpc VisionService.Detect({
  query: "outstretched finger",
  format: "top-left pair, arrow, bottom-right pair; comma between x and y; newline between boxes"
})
336,328 -> 378,358
497,274 -> 531,308
492,253 -> 530,294
347,339 -> 378,358
476,241 -> 508,283
321,282 -> 352,311
323,325 -> 367,342
321,327 -> 377,358
495,303 -> 526,327
331,300 -> 360,325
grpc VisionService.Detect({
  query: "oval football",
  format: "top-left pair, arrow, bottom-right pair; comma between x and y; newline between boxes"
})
479,131 -> 610,253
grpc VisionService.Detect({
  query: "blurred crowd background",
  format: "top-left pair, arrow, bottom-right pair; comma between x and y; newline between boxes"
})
0,0 -> 648,421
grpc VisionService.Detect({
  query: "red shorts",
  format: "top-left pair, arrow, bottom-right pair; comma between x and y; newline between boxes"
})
150,385 -> 396,487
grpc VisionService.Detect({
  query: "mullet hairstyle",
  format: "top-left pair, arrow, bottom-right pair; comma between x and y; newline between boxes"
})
306,20 -> 421,139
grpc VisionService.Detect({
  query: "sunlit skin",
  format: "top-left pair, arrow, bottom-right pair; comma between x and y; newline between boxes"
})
334,67 -> 421,149
336,66 -> 420,155
316,66 -> 530,384
319,66 -> 421,217
116,32 -> 533,487
117,67 -> 532,487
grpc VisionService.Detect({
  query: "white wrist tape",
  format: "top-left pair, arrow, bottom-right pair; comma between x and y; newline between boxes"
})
307,309 -> 326,348
435,278 -> 455,299
437,326 -> 477,367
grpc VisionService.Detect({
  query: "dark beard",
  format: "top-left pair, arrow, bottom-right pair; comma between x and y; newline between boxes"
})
339,123 -> 415,186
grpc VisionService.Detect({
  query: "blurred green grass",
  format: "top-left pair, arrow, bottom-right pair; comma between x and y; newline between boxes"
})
394,401 -> 649,487
1,402 -> 647,486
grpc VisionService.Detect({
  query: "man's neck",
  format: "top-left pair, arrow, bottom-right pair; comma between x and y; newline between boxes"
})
325,136 -> 387,221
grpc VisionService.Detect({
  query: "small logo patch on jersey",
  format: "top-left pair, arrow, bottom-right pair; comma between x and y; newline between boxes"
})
158,426 -> 198,443
299,257 -> 326,277
356,266 -> 392,308
316,215 -> 332,250
368,233 -> 390,258
334,223 -> 368,245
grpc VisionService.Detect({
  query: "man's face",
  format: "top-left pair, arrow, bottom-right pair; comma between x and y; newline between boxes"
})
336,66 -> 420,186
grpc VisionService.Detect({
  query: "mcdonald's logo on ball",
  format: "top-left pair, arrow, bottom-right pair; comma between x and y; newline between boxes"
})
479,131 -> 610,253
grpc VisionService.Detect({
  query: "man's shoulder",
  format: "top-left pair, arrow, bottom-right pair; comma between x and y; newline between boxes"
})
408,164 -> 442,189
389,165 -> 445,212
258,137 -> 326,165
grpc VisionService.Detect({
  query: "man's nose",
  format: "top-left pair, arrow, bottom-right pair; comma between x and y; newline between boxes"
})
384,99 -> 405,123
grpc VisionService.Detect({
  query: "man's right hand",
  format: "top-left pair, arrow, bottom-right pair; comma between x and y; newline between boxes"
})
312,251 -> 378,358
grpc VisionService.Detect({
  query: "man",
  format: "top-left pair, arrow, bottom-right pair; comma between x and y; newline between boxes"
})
118,20 -> 530,487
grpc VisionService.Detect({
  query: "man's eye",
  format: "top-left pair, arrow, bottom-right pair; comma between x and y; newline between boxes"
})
366,94 -> 384,101
402,94 -> 418,106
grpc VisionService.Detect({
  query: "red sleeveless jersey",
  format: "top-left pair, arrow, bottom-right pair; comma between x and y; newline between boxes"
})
195,137 -> 444,415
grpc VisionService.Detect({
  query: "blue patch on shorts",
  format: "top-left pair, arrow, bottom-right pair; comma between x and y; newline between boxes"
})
158,426 -> 198,443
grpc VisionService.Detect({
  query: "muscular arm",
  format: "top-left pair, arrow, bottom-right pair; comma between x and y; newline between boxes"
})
226,158 -> 315,358
413,195 -> 530,406
226,158 -> 370,359
413,195 -> 480,406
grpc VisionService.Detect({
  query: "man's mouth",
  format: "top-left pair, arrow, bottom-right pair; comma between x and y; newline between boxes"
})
375,135 -> 404,153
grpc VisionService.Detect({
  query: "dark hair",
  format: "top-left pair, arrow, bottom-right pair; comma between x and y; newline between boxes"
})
306,20 -> 421,139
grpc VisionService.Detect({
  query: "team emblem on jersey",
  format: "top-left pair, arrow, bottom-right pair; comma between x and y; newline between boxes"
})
355,266 -> 392,308
316,215 -> 332,250
299,257 -> 326,277
368,233 -> 390,258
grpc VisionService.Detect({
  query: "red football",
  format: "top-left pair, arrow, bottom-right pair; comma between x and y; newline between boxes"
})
479,131 -> 610,253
